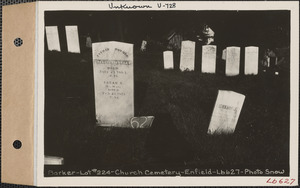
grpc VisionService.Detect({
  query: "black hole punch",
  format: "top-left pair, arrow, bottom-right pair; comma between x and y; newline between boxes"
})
13,140 -> 22,149
14,38 -> 23,47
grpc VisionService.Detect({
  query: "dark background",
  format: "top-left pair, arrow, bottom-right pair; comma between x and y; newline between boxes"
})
45,10 -> 290,50
44,10 -> 291,177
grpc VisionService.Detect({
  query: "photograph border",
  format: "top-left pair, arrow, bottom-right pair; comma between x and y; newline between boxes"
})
36,1 -> 299,186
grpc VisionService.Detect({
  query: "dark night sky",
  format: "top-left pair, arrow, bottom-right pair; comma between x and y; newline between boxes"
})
45,10 -> 290,49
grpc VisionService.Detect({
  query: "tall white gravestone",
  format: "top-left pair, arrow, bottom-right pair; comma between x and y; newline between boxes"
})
180,40 -> 195,71
225,46 -> 240,76
201,45 -> 217,73
92,41 -> 134,127
65,25 -> 81,53
207,90 -> 245,135
163,51 -> 174,69
244,46 -> 259,75
45,26 -> 61,52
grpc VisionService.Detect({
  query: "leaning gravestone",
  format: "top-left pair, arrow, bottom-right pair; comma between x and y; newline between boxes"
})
45,26 -> 61,52
180,40 -> 195,71
244,46 -> 259,75
201,45 -> 217,73
65,25 -> 81,53
226,46 -> 240,76
163,51 -> 174,69
92,41 -> 134,127
207,90 -> 245,135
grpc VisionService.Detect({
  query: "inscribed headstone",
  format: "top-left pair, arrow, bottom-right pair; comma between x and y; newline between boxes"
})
207,90 -> 245,135
201,45 -> 217,73
222,49 -> 226,60
45,26 -> 61,52
180,40 -> 195,71
92,41 -> 134,127
225,46 -> 240,76
65,26 -> 81,53
163,51 -> 174,69
244,46 -> 259,75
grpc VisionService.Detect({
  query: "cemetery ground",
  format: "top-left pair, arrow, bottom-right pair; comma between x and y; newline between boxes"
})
44,49 -> 289,176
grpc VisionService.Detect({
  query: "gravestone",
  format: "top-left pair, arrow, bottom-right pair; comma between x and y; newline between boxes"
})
65,26 -> 81,53
92,41 -> 134,127
225,46 -> 240,76
244,46 -> 259,75
201,45 -> 217,73
45,156 -> 64,165
207,90 -> 245,135
45,26 -> 61,52
86,36 -> 92,48
275,57 -> 278,66
140,40 -> 147,52
163,51 -> 174,69
266,57 -> 270,67
180,40 -> 195,71
222,49 -> 226,60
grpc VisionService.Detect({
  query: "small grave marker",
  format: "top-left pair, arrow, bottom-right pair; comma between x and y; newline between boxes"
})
45,26 -> 61,52
222,49 -> 226,60
163,51 -> 174,69
180,40 -> 195,71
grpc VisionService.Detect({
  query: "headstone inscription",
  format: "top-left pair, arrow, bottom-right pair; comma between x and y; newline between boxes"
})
163,51 -> 174,69
92,41 -> 134,127
207,90 -> 245,135
65,25 -> 81,53
201,45 -> 217,73
45,26 -> 61,52
180,40 -> 195,71
225,46 -> 240,76
244,46 -> 259,75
